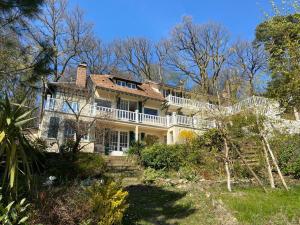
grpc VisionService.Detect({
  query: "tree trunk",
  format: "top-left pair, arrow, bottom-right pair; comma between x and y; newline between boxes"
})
293,107 -> 300,121
224,138 -> 232,192
262,139 -> 275,188
262,135 -> 289,191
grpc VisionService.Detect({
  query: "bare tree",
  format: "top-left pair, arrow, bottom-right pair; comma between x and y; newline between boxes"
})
32,0 -> 92,82
79,37 -> 119,74
162,16 -> 231,95
230,40 -> 267,96
113,37 -> 162,81
57,86 -> 95,154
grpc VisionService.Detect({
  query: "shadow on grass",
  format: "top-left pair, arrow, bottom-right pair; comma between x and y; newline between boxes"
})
122,184 -> 196,225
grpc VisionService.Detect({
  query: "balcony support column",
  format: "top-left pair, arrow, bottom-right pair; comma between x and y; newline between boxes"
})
172,112 -> 177,125
135,109 -> 139,123
166,115 -> 170,127
92,103 -> 97,116
192,116 -> 197,128
135,125 -> 139,142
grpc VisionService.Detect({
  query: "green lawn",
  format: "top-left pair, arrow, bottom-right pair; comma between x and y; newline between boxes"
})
219,185 -> 300,225
122,184 -> 218,225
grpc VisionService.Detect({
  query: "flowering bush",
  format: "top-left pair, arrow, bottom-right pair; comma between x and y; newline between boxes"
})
86,180 -> 128,225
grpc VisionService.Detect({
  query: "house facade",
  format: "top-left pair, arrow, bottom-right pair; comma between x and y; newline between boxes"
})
39,63 -> 300,155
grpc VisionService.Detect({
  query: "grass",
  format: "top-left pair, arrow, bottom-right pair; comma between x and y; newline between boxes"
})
218,184 -> 300,225
122,184 -> 217,225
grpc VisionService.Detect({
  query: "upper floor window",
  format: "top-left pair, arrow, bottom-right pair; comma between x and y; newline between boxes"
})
162,89 -> 170,97
62,101 -> 79,113
117,80 -> 126,87
116,80 -> 137,89
144,108 -> 158,116
95,99 -> 111,108
127,83 -> 136,89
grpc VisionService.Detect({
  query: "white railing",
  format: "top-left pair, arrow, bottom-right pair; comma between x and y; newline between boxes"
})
226,96 -> 280,115
166,95 -> 281,117
138,113 -> 167,126
166,95 -> 218,111
95,106 -> 137,122
45,97 -> 216,129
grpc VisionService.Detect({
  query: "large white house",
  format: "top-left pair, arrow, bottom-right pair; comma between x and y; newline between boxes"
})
39,63 -> 300,155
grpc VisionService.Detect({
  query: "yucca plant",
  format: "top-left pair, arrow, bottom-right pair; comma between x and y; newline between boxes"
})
0,95 -> 40,196
0,188 -> 30,225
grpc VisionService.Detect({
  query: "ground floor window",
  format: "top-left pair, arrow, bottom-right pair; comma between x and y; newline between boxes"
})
64,121 -> 75,138
48,117 -> 59,138
119,131 -> 129,151
109,130 -> 118,151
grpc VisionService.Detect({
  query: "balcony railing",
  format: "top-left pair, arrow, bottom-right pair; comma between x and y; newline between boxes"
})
166,95 -> 218,111
166,95 -> 281,117
45,97 -> 216,129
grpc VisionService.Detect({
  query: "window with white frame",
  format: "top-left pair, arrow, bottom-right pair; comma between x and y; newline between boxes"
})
144,107 -> 158,116
109,131 -> 118,151
116,80 -> 137,89
64,121 -> 75,138
127,83 -> 136,89
81,122 -> 90,141
116,80 -> 126,87
162,89 -> 170,97
119,131 -> 129,150
119,99 -> 129,111
95,99 -> 111,108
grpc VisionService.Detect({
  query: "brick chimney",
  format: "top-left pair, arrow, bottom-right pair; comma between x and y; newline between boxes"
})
76,63 -> 87,87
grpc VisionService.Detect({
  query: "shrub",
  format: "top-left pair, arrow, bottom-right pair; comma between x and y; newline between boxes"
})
127,141 -> 145,158
42,152 -> 107,181
142,168 -> 166,184
271,134 -> 300,178
0,189 -> 30,225
30,185 -> 90,225
179,130 -> 197,143
0,95 -> 41,195
141,144 -> 184,170
85,180 -> 128,225
31,137 -> 48,152
144,135 -> 159,145
177,166 -> 198,181
59,138 -> 77,154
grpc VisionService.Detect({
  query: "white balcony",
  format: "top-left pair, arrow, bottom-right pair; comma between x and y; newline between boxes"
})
45,97 -> 216,129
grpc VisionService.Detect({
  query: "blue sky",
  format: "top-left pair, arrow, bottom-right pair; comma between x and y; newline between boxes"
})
69,0 -> 272,42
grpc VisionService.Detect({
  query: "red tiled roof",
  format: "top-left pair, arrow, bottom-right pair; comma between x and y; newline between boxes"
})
90,75 -> 165,101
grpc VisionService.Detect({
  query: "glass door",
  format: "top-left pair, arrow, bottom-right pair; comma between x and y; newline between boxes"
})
119,131 -> 129,152
109,130 -> 118,152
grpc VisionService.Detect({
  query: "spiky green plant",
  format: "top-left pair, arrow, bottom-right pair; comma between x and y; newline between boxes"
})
0,95 -> 40,196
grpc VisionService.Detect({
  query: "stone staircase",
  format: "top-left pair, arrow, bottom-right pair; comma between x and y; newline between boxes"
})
104,156 -> 142,185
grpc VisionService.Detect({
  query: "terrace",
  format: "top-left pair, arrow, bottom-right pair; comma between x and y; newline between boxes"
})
45,97 -> 216,130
